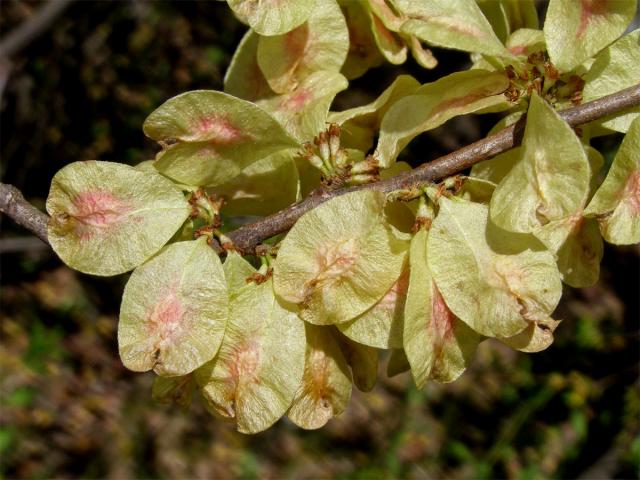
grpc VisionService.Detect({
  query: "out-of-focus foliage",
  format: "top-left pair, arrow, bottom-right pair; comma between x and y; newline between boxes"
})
1,255 -> 638,478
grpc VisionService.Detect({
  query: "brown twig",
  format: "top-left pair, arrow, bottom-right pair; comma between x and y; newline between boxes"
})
0,84 -> 638,253
228,83 -> 640,253
0,183 -> 49,245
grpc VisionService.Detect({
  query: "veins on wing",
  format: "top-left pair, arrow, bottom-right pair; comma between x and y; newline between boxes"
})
306,238 -> 359,291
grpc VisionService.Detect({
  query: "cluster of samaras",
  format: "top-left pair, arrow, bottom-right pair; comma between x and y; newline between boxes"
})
45,0 -> 639,433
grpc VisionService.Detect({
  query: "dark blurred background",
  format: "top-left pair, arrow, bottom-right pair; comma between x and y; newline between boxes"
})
1,1 -> 639,478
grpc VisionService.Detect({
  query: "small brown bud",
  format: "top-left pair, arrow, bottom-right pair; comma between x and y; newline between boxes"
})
246,268 -> 273,285
544,62 -> 560,80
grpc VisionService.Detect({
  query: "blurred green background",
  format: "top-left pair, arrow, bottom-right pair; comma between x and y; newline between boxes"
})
1,1 -> 638,479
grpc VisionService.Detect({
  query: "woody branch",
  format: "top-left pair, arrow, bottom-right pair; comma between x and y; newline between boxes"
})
1,83 -> 639,254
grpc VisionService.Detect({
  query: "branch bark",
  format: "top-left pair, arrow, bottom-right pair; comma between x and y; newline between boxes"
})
1,83 -> 638,253
0,183 -> 49,245
228,83 -> 640,252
